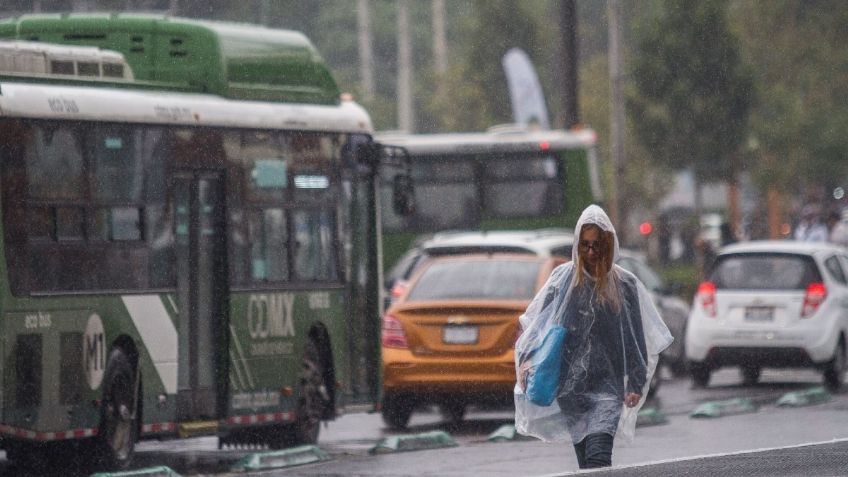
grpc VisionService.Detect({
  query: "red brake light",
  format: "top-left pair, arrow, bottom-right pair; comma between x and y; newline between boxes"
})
801,282 -> 827,318
697,281 -> 717,318
539,141 -> 551,152
381,314 -> 408,348
390,280 -> 408,298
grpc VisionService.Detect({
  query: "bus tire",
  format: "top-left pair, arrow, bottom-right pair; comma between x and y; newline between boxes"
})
93,347 -> 138,470
272,339 -> 328,448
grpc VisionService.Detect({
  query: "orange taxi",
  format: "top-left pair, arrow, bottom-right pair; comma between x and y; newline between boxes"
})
380,253 -> 566,429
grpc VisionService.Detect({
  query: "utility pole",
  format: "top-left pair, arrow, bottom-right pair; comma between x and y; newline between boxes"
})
560,0 -> 579,129
608,0 -> 626,240
259,0 -> 270,26
432,0 -> 448,78
397,0 -> 414,132
357,0 -> 375,102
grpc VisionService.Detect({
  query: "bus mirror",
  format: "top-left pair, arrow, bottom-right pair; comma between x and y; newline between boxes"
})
356,142 -> 380,168
392,174 -> 415,216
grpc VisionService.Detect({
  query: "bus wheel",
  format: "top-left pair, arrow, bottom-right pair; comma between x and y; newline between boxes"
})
94,348 -> 138,470
272,339 -> 328,448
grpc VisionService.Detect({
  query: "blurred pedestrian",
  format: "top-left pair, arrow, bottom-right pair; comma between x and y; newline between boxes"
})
794,204 -> 828,242
514,205 -> 672,469
720,222 -> 737,246
830,209 -> 848,248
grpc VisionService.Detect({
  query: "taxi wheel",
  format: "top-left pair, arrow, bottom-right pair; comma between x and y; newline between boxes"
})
741,366 -> 761,385
824,339 -> 846,392
381,393 -> 414,429
440,400 -> 466,425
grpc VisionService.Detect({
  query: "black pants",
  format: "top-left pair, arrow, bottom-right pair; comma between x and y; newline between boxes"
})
573,432 -> 614,469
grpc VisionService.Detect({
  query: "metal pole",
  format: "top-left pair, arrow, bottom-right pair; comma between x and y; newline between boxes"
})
397,0 -> 414,132
608,0 -> 626,240
357,0 -> 376,102
560,0 -> 579,129
432,0 -> 448,78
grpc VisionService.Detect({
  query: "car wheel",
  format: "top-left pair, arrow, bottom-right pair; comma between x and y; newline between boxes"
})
690,362 -> 711,388
668,359 -> 689,378
381,393 -> 414,430
824,339 -> 846,393
741,365 -> 761,385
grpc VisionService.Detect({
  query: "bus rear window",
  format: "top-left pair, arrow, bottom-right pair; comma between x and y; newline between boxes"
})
710,253 -> 822,290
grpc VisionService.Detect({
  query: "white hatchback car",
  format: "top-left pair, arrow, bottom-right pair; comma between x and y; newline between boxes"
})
685,240 -> 848,390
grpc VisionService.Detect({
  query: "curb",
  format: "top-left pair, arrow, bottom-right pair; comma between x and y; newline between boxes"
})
90,466 -> 182,477
230,445 -> 330,472
369,430 -> 458,454
776,386 -> 831,407
487,424 -> 519,442
690,397 -> 757,418
637,407 -> 668,426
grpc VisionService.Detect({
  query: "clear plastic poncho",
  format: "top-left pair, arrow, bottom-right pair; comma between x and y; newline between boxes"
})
514,205 -> 673,444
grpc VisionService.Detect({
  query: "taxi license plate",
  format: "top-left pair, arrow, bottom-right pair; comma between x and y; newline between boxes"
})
443,325 -> 478,344
745,306 -> 774,321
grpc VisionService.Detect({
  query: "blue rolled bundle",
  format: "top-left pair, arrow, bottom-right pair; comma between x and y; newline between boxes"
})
526,325 -> 567,406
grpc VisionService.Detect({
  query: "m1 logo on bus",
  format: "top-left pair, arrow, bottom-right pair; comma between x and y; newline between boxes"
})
84,313 -> 106,390
248,293 -> 296,340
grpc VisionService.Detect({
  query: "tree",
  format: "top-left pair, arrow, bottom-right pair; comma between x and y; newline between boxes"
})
629,0 -> 753,190
732,1 -> 848,200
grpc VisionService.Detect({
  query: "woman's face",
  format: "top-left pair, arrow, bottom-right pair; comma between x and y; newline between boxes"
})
579,226 -> 603,268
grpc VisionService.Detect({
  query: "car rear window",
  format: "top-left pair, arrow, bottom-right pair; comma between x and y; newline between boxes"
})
710,253 -> 822,290
407,259 -> 541,300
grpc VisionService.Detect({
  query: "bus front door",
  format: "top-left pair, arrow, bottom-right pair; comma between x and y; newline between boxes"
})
173,171 -> 228,421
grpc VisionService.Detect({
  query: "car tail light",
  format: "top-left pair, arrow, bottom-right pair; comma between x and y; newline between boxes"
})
697,281 -> 717,318
390,280 -> 408,300
381,314 -> 408,348
801,282 -> 827,318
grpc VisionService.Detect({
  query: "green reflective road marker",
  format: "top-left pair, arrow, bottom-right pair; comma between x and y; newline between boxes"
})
90,466 -> 181,477
231,445 -> 330,472
691,397 -> 757,418
776,386 -> 831,407
637,407 -> 668,426
369,430 -> 458,454
487,424 -> 519,442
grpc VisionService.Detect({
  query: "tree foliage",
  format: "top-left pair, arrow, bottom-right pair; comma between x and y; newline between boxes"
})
628,0 -> 753,184
731,0 -> 848,192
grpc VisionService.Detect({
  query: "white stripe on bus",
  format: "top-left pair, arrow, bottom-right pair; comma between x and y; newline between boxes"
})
229,325 -> 255,388
228,349 -> 246,390
121,295 -> 178,394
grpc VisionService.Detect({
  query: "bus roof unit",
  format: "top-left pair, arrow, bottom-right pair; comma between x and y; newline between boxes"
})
0,13 -> 340,105
0,40 -> 133,79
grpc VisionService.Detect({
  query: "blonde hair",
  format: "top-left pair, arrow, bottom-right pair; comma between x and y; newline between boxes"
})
574,224 -> 621,312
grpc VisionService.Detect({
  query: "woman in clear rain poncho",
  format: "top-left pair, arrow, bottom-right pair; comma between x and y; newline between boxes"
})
515,205 -> 673,469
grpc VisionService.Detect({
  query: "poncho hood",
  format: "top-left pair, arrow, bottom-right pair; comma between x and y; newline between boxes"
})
572,204 -> 620,264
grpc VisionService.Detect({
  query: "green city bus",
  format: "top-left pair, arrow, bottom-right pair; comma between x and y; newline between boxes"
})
0,13 -> 407,470
374,127 -> 602,269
